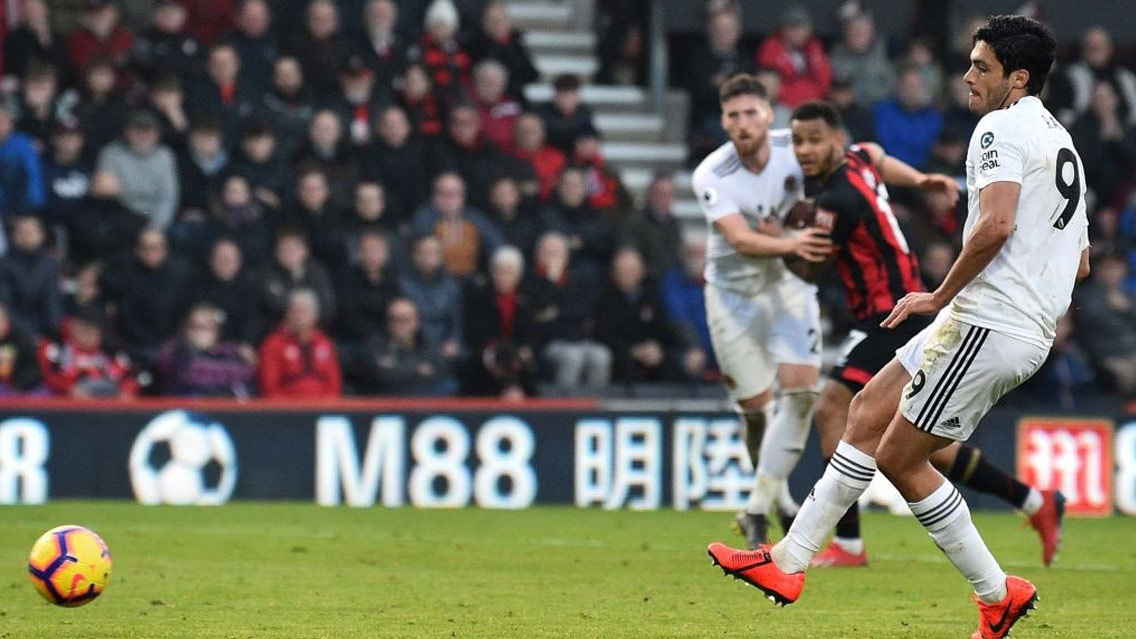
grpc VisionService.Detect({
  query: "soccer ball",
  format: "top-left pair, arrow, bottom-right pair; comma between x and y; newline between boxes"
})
128,410 -> 238,505
27,525 -> 112,607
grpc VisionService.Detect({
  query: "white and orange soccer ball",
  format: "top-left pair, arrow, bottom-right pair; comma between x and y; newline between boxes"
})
28,525 -> 112,607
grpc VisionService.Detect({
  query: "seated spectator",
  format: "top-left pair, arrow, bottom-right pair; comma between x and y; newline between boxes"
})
65,0 -> 134,86
468,1 -> 538,100
356,0 -> 406,93
1075,253 -> 1136,397
131,0 -> 201,84
463,246 -> 539,398
660,231 -> 714,377
73,58 -> 130,156
511,112 -> 565,201
3,0 -> 71,84
42,120 -> 92,227
291,109 -> 359,206
486,177 -> 539,258
686,8 -> 751,157
158,303 -> 255,397
596,17 -> 646,87
595,248 -> 681,382
829,11 -> 894,107
177,115 -> 229,217
260,228 -> 337,327
753,66 -> 792,129
336,230 -> 401,344
395,62 -> 445,138
617,172 -> 681,279
67,171 -> 147,264
531,231 -> 609,388
873,66 -> 943,169
257,56 -> 316,160
919,241 -> 956,291
258,288 -> 341,398
539,167 -> 614,282
63,261 -> 106,319
17,62 -> 65,149
343,181 -> 401,256
756,6 -> 831,107
409,0 -> 471,102
830,76 -> 876,143
411,172 -> 505,278
361,297 -> 457,396
185,43 -> 254,148
538,73 -> 596,155
364,105 -> 430,226
205,175 -> 272,267
334,55 -> 386,147
146,74 -> 191,147
473,59 -> 522,151
231,120 -> 290,212
0,300 -> 44,395
399,233 -> 463,360
180,0 -> 236,47
96,110 -> 179,230
1071,82 -> 1136,207
194,237 -> 263,348
1023,315 -> 1098,409
102,228 -> 192,364
942,75 -> 980,142
226,0 -> 278,96
0,215 -> 62,339
1051,26 -> 1136,127
431,102 -> 532,211
38,307 -> 138,398
0,104 -> 45,222
572,129 -> 632,219
897,38 -> 944,106
286,0 -> 352,97
282,169 -> 345,270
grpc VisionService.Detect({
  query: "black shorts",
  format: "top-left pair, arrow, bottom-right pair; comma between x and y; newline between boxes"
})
830,314 -> 933,392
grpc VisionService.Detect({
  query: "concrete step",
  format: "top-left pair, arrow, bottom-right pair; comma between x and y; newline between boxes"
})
523,30 -> 595,55
532,53 -> 598,80
524,83 -> 647,108
508,2 -> 573,30
602,141 -> 687,171
620,168 -> 693,194
672,199 -> 702,220
594,113 -> 665,142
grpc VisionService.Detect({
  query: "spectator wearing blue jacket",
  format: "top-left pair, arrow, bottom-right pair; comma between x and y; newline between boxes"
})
660,232 -> 715,375
0,105 -> 45,224
872,67 -> 943,169
399,233 -> 463,361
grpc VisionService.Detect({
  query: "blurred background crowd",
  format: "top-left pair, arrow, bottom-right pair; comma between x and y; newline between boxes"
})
0,0 -> 1131,406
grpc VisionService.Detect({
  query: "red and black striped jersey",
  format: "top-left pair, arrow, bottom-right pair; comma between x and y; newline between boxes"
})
811,145 -> 923,321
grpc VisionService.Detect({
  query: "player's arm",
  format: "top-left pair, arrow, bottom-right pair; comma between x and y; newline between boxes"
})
858,142 -> 960,209
715,213 -> 832,261
881,181 -> 1018,328
1077,246 -> 1091,281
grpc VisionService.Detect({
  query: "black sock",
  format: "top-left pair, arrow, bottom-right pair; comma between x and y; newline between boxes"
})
825,457 -> 862,539
948,444 -> 1031,509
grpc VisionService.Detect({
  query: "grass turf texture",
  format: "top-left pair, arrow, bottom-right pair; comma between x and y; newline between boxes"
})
1,503 -> 1134,638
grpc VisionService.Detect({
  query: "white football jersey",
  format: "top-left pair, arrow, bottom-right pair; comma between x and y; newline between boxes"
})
953,96 -> 1089,347
691,131 -> 810,297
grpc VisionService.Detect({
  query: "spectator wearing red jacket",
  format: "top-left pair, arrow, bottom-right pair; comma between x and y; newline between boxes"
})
66,0 -> 134,86
258,288 -> 341,398
512,112 -> 565,201
473,59 -> 522,151
38,307 -> 138,398
755,6 -> 831,107
411,0 -> 471,101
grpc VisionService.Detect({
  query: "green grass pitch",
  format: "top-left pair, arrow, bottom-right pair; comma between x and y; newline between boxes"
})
1,502 -> 1134,638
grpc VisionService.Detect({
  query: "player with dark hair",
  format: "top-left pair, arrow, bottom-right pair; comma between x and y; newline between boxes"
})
775,100 -> 1064,568
690,73 -> 832,547
708,15 -> 1087,639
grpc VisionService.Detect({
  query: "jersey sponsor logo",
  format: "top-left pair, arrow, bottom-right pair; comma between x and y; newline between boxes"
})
980,149 -> 1000,172
980,131 -> 995,149
814,208 -> 835,231
701,187 -> 719,206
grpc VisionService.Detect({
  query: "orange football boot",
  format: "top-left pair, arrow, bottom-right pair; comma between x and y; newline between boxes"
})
707,542 -> 804,605
809,540 -> 868,567
970,575 -> 1038,639
1027,489 -> 1065,566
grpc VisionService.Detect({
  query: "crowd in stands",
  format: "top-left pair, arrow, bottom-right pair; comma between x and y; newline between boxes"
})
1,0 -> 1135,406
0,0 -> 705,399
677,1 -> 1136,407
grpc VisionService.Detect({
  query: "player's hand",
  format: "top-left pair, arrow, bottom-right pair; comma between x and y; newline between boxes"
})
785,228 -> 833,262
881,292 -> 944,329
919,173 -> 960,210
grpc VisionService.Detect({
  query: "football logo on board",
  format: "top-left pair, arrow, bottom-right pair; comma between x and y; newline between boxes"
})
980,132 -> 995,149
128,410 -> 238,506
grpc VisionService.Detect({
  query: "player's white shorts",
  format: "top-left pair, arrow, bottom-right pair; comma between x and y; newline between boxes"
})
896,314 -> 1047,441
705,281 -> 821,401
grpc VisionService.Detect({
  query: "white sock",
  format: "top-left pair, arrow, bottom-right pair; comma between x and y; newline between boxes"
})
1020,488 -> 1043,515
909,480 -> 1007,603
772,441 -> 875,573
749,390 -> 815,515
